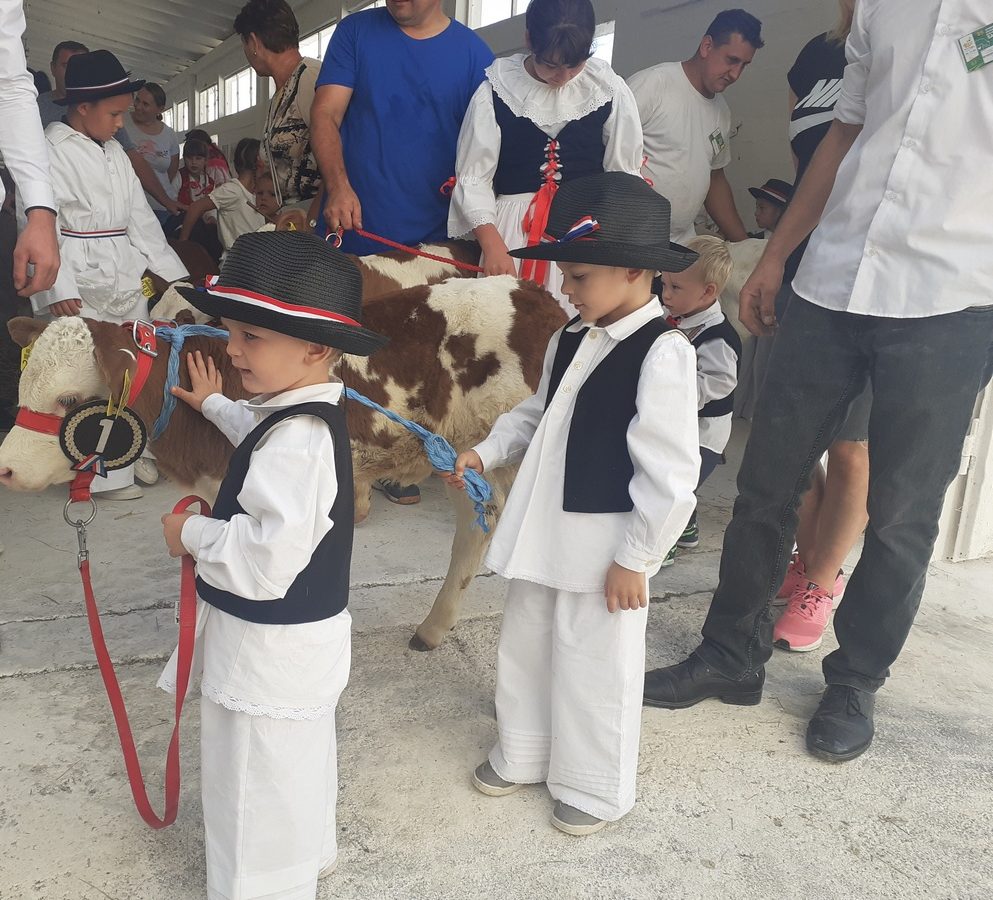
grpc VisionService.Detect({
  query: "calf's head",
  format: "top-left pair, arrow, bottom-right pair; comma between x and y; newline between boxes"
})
0,317 -> 139,491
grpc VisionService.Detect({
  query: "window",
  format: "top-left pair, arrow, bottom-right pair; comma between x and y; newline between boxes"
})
299,22 -> 337,61
197,84 -> 219,124
174,99 -> 190,134
471,0 -> 522,28
224,67 -> 257,116
162,107 -> 174,129
592,22 -> 615,65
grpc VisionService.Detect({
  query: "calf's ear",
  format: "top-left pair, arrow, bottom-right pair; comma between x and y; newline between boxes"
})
8,317 -> 48,348
86,320 -> 138,401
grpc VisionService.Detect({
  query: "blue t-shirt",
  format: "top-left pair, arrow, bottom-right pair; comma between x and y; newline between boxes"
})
317,8 -> 493,256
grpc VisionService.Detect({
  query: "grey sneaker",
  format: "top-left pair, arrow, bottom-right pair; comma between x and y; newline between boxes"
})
551,801 -> 606,836
134,458 -> 159,485
373,479 -> 421,505
318,858 -> 337,881
471,761 -> 522,797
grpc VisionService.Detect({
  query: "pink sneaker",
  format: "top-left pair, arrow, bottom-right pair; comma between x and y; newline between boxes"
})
773,582 -> 836,652
774,554 -> 806,605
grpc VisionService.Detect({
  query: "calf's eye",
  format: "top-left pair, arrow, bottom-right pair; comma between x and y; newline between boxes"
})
57,395 -> 80,409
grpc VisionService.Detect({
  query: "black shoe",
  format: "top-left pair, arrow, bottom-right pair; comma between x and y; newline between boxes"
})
373,479 -> 421,505
805,685 -> 874,762
643,653 -> 764,709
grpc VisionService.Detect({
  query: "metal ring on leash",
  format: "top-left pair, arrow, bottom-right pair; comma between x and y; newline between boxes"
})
64,497 -> 97,528
325,228 -> 344,249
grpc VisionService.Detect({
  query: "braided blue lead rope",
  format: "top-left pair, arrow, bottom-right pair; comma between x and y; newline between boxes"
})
344,387 -> 492,532
149,324 -> 493,532
151,324 -> 232,440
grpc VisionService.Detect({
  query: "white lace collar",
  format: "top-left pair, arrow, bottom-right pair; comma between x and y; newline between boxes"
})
486,53 -> 621,129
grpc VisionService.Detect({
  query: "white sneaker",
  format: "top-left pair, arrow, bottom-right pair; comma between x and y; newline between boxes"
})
134,458 -> 159,485
96,484 -> 144,501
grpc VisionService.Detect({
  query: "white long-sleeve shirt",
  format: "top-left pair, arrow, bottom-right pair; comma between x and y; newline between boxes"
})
0,0 -> 54,212
159,383 -> 350,719
24,123 -> 187,315
794,0 -> 993,317
476,298 -> 700,593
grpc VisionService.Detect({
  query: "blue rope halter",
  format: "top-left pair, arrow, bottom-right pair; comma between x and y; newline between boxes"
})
151,324 -> 492,532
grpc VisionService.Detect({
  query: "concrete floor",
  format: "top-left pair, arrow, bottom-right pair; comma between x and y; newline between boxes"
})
1,424 -> 991,900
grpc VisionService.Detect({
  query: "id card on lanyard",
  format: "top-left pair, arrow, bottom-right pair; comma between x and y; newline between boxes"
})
958,23 -> 993,72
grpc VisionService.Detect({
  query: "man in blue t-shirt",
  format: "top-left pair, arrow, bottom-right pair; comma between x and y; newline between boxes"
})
312,0 -> 493,258
311,0 -> 491,506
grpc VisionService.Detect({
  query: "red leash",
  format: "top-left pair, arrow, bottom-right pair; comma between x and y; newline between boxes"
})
328,227 -> 484,274
70,494 -> 209,828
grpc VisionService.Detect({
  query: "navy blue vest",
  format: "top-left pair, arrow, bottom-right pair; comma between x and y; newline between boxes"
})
690,319 -> 743,419
492,93 -> 611,196
545,316 -> 673,513
196,402 -> 354,625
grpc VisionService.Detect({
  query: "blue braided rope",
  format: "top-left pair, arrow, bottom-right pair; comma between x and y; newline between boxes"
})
344,387 -> 492,533
151,324 -> 232,440
150,324 -> 493,532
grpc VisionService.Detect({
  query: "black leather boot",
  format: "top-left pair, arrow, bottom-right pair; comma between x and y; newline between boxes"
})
643,653 -> 764,709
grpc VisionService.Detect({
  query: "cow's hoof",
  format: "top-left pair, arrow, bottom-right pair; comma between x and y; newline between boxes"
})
408,633 -> 437,652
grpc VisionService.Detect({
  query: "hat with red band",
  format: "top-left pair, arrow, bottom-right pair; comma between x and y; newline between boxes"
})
748,178 -> 794,208
175,231 -> 387,356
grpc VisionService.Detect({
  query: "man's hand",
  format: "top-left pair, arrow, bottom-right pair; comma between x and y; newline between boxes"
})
604,562 -> 648,613
49,299 -> 82,317
324,182 -> 362,233
161,511 -> 195,558
738,253 -> 785,337
14,208 -> 59,296
439,449 -> 484,490
164,198 -> 187,217
171,350 -> 222,413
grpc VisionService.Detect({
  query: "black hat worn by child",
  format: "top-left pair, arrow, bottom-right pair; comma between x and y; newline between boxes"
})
748,178 -> 794,208
510,172 -> 698,273
177,231 -> 388,356
55,50 -> 146,106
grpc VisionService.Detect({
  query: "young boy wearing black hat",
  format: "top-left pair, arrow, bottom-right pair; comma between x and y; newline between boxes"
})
748,177 -> 793,238
159,231 -> 386,898
445,172 -> 701,835
32,49 -> 188,499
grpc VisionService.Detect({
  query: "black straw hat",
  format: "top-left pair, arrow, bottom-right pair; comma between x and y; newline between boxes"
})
509,172 -> 698,273
176,232 -> 388,356
54,50 -> 145,106
748,178 -> 794,207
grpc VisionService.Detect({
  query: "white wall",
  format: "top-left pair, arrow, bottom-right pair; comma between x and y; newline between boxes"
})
476,0 -> 838,228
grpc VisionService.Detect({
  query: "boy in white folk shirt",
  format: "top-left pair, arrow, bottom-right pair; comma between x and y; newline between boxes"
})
445,172 -> 700,835
658,234 -> 741,561
25,50 -> 188,499
159,231 -> 387,899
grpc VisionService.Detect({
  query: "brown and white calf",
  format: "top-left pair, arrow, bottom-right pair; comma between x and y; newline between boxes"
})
0,275 -> 565,649
153,240 -> 482,323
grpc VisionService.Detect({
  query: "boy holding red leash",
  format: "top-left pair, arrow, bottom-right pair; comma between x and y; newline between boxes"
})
159,231 -> 386,899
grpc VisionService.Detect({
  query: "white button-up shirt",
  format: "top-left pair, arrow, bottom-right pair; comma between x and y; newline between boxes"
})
794,0 -> 993,317
0,0 -> 55,212
159,383 -> 351,719
476,299 -> 700,593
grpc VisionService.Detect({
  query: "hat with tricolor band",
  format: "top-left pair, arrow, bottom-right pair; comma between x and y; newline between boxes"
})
55,50 -> 146,106
175,232 -> 387,356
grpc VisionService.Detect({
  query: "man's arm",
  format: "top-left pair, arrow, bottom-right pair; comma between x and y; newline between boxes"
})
704,169 -> 748,242
126,149 -> 184,215
310,84 -> 359,232
0,0 -> 59,295
738,120 -> 863,335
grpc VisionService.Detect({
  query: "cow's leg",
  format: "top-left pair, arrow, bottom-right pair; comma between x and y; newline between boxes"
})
354,476 -> 373,524
410,469 -> 513,651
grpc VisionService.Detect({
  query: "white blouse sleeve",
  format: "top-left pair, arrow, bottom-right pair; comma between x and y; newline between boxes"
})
123,148 -> 189,282
602,77 -> 645,176
448,81 -> 501,239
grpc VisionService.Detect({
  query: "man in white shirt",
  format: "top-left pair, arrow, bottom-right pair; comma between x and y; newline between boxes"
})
644,0 -> 993,764
0,0 -> 59,296
628,9 -> 762,244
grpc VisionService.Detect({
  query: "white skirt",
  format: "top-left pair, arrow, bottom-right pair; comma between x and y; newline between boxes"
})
490,192 -> 577,318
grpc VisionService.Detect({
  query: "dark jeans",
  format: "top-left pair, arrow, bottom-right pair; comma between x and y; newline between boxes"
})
697,295 -> 993,692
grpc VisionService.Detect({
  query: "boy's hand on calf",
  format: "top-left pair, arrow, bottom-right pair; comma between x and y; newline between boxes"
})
162,511 -> 195,558
439,449 -> 484,490
49,299 -> 82,317
604,562 -> 648,613
172,350 -> 223,413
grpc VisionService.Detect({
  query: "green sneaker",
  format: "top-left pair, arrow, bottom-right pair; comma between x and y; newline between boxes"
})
676,522 -> 699,549
661,546 -> 677,567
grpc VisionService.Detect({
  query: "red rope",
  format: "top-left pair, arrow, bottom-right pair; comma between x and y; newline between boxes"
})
329,227 -> 483,274
79,494 -> 209,828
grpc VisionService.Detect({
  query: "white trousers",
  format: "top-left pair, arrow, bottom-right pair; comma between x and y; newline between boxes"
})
488,578 -> 649,821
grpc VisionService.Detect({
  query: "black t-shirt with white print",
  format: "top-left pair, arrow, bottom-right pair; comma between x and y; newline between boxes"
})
785,32 -> 848,283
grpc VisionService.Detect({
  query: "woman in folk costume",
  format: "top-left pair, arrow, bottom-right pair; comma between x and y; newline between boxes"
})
25,50 -> 187,499
447,0 -> 643,314
159,232 -> 387,900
